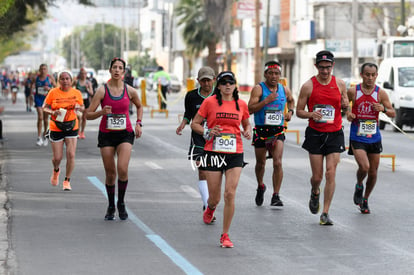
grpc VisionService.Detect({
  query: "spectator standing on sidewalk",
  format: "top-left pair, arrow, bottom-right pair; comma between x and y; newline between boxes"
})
153,66 -> 170,110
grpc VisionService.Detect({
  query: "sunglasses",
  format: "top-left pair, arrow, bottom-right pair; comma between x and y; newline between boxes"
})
218,79 -> 236,85
317,65 -> 332,71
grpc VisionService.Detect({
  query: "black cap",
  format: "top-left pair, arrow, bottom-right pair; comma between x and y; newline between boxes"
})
315,50 -> 334,64
216,71 -> 236,83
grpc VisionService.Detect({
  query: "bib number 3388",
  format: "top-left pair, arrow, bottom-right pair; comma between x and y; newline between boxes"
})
213,133 -> 237,153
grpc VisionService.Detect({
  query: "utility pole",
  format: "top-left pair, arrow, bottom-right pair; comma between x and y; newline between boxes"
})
351,0 -> 359,80
101,21 -> 105,70
254,0 -> 261,84
121,2 -> 125,59
401,0 -> 406,27
263,0 -> 270,64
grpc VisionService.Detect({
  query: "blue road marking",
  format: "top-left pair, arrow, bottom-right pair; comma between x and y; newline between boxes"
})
88,176 -> 203,275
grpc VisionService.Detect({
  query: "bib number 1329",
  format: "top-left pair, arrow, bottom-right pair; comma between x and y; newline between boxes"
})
106,114 -> 127,130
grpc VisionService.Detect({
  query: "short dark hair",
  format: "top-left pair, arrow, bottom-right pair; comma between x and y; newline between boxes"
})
360,62 -> 378,74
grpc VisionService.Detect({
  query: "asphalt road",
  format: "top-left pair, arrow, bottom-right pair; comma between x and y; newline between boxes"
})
1,91 -> 414,275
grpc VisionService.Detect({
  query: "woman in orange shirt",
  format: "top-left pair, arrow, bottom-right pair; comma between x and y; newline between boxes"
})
43,70 -> 84,191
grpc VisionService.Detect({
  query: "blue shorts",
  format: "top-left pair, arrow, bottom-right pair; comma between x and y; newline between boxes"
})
34,94 -> 46,107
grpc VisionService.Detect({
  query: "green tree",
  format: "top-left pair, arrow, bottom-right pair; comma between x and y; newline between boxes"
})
128,50 -> 158,77
0,0 -> 93,40
61,23 -> 138,70
0,0 -> 93,63
175,0 -> 232,73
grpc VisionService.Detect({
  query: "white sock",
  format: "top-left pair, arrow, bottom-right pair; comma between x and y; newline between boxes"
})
198,180 -> 209,208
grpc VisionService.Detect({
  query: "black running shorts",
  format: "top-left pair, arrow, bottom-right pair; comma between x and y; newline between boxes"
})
348,140 -> 383,155
98,130 -> 135,148
49,129 -> 79,142
198,152 -> 244,172
302,126 -> 345,155
251,125 -> 285,148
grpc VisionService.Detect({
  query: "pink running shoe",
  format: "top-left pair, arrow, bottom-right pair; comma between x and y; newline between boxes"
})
203,206 -> 216,224
62,180 -> 72,191
220,233 -> 234,248
50,170 -> 60,186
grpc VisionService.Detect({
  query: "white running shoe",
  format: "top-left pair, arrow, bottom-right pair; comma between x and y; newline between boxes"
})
43,137 -> 49,147
36,137 -> 43,146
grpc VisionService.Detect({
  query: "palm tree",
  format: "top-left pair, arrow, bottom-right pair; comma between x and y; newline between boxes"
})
175,0 -> 233,73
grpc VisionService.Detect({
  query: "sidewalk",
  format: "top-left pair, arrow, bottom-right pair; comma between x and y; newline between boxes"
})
0,96 -> 21,275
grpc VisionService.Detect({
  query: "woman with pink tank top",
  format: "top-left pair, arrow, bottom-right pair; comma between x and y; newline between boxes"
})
86,57 -> 143,221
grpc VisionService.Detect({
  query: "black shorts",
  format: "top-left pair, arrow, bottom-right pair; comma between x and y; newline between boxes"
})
83,98 -> 90,109
302,126 -> 345,155
348,140 -> 383,155
98,130 -> 135,148
188,145 -> 204,160
198,152 -> 244,172
49,129 -> 79,142
187,134 -> 206,160
252,125 -> 285,148
24,87 -> 31,98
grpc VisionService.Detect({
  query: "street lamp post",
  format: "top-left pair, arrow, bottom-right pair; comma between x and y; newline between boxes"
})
351,0 -> 359,80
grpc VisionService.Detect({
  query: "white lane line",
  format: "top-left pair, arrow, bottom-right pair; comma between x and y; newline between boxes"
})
88,176 -> 203,275
180,185 -> 201,198
145,161 -> 163,170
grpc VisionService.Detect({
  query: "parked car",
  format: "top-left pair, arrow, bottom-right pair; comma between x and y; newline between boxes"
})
144,72 -> 155,91
96,69 -> 111,85
169,74 -> 182,93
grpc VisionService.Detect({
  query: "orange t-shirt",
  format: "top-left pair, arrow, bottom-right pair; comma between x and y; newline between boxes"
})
198,95 -> 250,154
44,87 -> 84,132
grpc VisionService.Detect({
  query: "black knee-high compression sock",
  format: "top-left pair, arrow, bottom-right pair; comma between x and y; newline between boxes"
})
117,179 -> 128,204
105,184 -> 115,207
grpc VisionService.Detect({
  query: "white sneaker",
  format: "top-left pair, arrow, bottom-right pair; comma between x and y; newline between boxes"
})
43,137 -> 49,146
36,137 -> 43,146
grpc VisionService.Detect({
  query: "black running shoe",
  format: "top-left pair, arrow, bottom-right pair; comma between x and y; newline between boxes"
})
309,188 -> 320,214
255,184 -> 266,206
319,212 -> 333,225
105,206 -> 115,220
117,202 -> 128,220
360,198 -> 370,214
270,193 -> 283,207
353,184 -> 364,205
